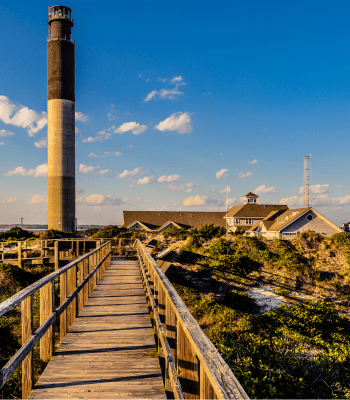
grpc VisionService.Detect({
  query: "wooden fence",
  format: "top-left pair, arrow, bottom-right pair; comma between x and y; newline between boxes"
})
136,239 -> 249,399
0,239 -> 101,269
0,241 -> 112,399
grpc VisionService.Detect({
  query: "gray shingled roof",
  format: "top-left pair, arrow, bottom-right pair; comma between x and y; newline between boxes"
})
122,211 -> 226,229
226,204 -> 289,218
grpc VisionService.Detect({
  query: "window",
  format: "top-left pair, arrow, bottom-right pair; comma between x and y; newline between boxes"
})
235,218 -> 240,225
307,214 -> 313,221
246,218 -> 252,225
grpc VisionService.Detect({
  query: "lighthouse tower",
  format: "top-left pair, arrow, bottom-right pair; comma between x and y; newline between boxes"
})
47,5 -> 75,232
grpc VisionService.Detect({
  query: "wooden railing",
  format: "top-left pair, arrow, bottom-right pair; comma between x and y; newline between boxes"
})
136,239 -> 249,400
0,239 -> 102,269
0,241 -> 112,398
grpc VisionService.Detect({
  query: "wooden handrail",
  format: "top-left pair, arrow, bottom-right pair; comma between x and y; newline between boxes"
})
0,241 -> 112,398
135,239 -> 249,400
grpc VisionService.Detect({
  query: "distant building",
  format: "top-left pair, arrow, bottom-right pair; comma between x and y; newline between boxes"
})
122,211 -> 226,231
225,192 -> 289,232
246,207 -> 342,239
341,222 -> 350,233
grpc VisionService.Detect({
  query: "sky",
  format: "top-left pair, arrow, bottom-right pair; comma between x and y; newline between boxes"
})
0,0 -> 349,226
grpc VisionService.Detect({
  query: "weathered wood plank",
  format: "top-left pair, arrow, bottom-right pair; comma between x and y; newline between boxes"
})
22,295 -> 33,399
40,282 -> 53,370
28,259 -> 165,399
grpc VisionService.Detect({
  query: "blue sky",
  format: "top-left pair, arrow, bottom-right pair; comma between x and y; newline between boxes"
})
0,0 -> 349,226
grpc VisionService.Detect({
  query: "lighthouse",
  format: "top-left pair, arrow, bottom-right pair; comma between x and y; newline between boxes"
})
47,5 -> 75,232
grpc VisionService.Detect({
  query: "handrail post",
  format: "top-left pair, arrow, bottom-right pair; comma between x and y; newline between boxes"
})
21,295 -> 33,399
54,241 -> 59,271
18,241 -> 22,268
40,281 -> 53,371
77,260 -> 84,314
60,271 -> 67,342
1,242 -> 4,261
67,264 -> 77,330
40,241 -> 44,265
23,241 -> 27,259
83,257 -> 89,305
177,322 -> 200,398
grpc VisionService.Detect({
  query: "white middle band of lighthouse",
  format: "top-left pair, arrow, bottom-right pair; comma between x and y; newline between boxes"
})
48,99 -> 75,178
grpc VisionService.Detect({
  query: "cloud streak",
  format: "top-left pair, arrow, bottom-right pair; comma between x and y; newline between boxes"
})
0,95 -> 47,136
4,163 -> 48,177
155,112 -> 192,133
115,122 -> 147,135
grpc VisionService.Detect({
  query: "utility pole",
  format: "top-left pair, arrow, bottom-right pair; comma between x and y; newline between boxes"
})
21,218 -> 23,230
303,155 -> 310,208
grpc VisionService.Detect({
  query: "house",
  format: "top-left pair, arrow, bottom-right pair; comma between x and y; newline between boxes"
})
246,207 -> 342,239
225,192 -> 289,232
122,211 -> 226,231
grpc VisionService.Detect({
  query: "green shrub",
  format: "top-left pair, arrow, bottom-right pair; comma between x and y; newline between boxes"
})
91,225 -> 133,238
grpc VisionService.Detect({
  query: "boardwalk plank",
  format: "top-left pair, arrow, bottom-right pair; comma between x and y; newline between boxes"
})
29,259 -> 165,399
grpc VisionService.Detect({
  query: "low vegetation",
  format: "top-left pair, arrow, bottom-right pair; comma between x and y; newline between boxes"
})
0,262 -> 55,398
160,227 -> 350,398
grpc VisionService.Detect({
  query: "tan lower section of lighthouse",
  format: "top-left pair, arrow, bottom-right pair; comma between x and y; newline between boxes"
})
48,99 -> 75,232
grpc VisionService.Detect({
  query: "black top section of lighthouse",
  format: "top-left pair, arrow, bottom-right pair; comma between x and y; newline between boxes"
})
48,5 -> 75,102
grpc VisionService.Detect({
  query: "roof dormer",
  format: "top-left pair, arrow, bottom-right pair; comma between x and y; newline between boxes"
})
242,192 -> 259,204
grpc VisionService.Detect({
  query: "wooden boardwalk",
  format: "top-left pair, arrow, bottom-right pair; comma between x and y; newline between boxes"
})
29,258 -> 166,399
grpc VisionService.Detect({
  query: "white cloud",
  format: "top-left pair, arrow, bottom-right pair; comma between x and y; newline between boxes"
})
0,129 -> 15,137
136,175 -> 154,185
183,195 -> 224,207
4,163 -> 48,177
238,172 -> 253,179
75,112 -> 89,122
298,184 -> 330,195
167,182 -> 199,192
82,130 -> 111,143
279,196 -> 303,207
78,164 -> 97,174
255,185 -> 275,194
115,122 -> 147,135
226,198 -> 237,206
248,159 -> 258,164
216,169 -> 228,179
0,95 -> 47,136
170,76 -> 184,84
94,169 -> 110,177
155,112 -> 192,134
157,174 -> 181,183
89,152 -> 99,157
183,195 -> 208,206
28,195 -> 48,205
145,76 -> 185,102
7,197 -> 19,204
0,142 -> 4,146
34,137 -> 47,148
144,90 -> 157,102
104,151 -> 122,156
220,186 -> 231,193
78,194 -> 125,206
75,127 -> 80,134
76,187 -> 84,193
118,167 -> 144,179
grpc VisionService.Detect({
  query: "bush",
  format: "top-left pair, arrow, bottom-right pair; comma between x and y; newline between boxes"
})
163,226 -> 188,240
0,227 -> 37,241
40,229 -> 77,239
91,225 -> 132,238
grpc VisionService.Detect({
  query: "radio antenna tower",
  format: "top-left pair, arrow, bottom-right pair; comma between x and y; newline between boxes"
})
303,155 -> 310,207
